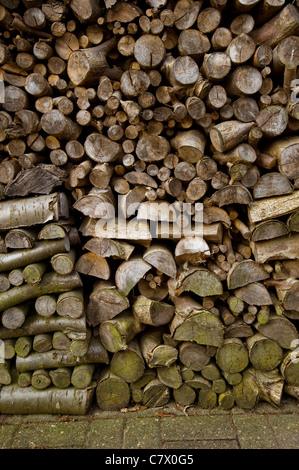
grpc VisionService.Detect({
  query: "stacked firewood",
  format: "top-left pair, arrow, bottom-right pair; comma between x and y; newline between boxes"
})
0,195 -> 111,414
0,0 -> 299,413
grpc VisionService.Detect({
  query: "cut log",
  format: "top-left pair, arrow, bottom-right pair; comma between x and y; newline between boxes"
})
115,258 -> 151,296
234,282 -> 273,305
253,173 -> 293,199
179,341 -> 210,371
110,339 -> 145,383
67,38 -> 117,86
0,385 -> 94,414
87,281 -> 129,326
262,136 -> 299,180
227,260 -> 270,290
142,378 -> 170,407
0,192 -> 69,231
71,364 -> 95,389
132,296 -> 175,327
143,244 -> 176,278
248,191 -> 299,224
75,252 -> 110,280
84,238 -> 134,261
99,311 -> 145,353
205,185 -> 252,207
255,314 -> 299,349
96,367 -> 130,411
250,4 -> 299,47
216,338 -> 249,373
251,233 -> 299,263
140,328 -> 178,368
170,130 -> 206,163
176,268 -> 223,297
175,237 -> 210,265
56,289 -> 84,319
233,369 -> 259,409
247,333 -> 283,371
49,368 -> 72,389
170,309 -> 224,347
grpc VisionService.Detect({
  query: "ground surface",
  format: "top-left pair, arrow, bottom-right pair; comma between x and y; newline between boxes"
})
0,398 -> 299,449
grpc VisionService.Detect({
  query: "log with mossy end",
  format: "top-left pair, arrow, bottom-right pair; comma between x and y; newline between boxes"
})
49,367 -> 72,389
96,367 -> 131,411
110,339 -> 145,384
71,364 -> 95,389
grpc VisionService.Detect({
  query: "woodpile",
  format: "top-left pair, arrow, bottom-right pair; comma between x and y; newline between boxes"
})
0,0 -> 299,414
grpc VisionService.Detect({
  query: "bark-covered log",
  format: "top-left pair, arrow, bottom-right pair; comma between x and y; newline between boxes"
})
0,385 -> 95,414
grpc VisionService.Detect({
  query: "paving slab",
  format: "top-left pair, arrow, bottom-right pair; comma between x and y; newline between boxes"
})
11,421 -> 90,449
124,417 -> 161,449
268,415 -> 299,449
161,415 -> 235,442
86,418 -> 124,449
0,425 -> 18,449
161,439 -> 240,449
232,414 -> 278,449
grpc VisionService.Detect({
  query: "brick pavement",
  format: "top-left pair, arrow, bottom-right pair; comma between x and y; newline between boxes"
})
0,398 -> 299,450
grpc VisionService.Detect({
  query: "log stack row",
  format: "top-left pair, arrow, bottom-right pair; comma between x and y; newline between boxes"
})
0,195 -> 110,414
0,0 -> 299,413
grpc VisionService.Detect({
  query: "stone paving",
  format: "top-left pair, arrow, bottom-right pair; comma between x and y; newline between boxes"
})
0,397 -> 299,450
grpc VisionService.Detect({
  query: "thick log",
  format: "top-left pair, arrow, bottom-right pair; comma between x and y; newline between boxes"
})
0,385 -> 94,414
110,339 -> 145,383
250,4 -> 299,47
0,192 -> 69,231
247,333 -> 283,371
96,367 -> 130,411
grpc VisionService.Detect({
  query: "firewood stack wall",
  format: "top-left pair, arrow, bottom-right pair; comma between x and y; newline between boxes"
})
0,0 -> 299,414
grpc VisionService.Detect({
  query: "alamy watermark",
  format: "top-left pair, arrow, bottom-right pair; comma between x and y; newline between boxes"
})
92,196 -> 204,239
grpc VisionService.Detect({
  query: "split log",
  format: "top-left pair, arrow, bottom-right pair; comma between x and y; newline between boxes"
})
227,260 -> 270,289
140,328 -> 178,368
255,314 -> 299,349
170,309 -> 224,347
132,296 -> 175,327
87,281 -> 129,326
143,244 -> 176,278
175,268 -> 223,297
99,311 -> 145,353
115,258 -> 151,296
234,282 -> 273,305
142,378 -> 170,407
